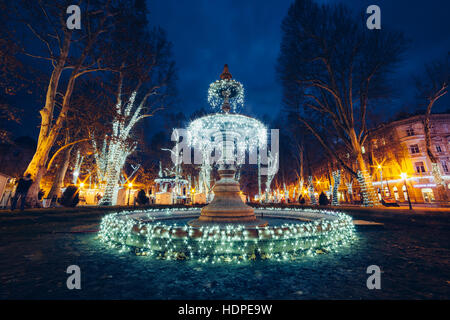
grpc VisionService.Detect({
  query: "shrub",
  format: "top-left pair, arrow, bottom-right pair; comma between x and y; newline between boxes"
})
318,192 -> 329,206
60,185 -> 79,207
136,189 -> 149,205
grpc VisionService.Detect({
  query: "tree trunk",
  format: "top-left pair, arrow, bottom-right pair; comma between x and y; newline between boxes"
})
24,136 -> 54,207
331,170 -> 341,206
46,145 -> 73,202
101,165 -> 121,205
350,129 -> 379,206
23,37 -> 71,206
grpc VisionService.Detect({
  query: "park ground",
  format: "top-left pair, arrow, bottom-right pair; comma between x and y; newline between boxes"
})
1,205 -> 449,299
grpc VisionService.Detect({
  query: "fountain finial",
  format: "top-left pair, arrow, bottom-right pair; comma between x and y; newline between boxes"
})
220,64 -> 232,80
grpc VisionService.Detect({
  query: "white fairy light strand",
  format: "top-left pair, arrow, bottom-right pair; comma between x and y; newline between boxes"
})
207,79 -> 244,113
98,207 -> 356,263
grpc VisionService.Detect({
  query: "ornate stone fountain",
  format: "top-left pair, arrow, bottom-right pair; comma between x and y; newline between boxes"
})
98,65 -> 356,262
188,65 -> 267,227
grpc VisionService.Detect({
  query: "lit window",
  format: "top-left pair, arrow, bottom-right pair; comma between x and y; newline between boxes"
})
373,139 -> 378,149
436,145 -> 442,153
442,161 -> 449,173
409,144 -> 420,154
406,128 -> 415,136
414,161 -> 425,173
361,146 -> 365,154
402,185 -> 408,200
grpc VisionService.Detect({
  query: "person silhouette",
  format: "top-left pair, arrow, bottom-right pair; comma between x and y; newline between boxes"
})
11,174 -> 33,211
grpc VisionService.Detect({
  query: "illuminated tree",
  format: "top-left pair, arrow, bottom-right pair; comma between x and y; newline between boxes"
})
96,9 -> 175,204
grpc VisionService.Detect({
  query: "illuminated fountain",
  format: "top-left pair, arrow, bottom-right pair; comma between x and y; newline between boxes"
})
187,65 -> 267,227
98,65 -> 356,262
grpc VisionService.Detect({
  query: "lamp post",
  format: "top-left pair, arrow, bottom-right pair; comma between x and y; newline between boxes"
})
127,182 -> 133,206
400,172 -> 412,210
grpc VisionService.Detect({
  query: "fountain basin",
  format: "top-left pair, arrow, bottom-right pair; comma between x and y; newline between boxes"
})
99,207 -> 356,262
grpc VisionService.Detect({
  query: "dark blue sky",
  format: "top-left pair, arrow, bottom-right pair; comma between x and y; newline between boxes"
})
148,0 -> 450,122
6,0 -> 450,139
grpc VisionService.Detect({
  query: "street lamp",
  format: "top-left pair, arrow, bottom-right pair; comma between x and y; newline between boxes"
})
127,182 -> 133,206
400,172 -> 412,210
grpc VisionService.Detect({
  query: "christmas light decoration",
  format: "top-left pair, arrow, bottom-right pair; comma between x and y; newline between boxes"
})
346,181 -> 353,195
187,113 -> 267,155
96,89 -> 150,205
431,163 -> 445,186
331,170 -> 341,206
98,207 -> 356,262
308,176 -> 317,205
207,80 -> 244,113
357,170 -> 379,207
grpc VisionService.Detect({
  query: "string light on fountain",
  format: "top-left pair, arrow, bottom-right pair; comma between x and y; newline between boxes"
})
207,64 -> 244,113
188,64 -> 267,227
98,207 -> 356,262
97,64 -> 358,262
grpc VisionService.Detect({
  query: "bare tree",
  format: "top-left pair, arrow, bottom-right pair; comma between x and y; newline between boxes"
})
93,2 -> 176,205
277,0 -> 406,206
0,0 -> 119,205
44,77 -> 113,201
415,53 -> 449,199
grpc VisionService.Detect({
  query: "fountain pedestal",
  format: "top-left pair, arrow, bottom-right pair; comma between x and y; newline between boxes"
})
189,166 -> 267,227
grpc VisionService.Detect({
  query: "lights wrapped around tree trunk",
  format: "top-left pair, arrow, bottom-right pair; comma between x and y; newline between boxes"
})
346,181 -> 353,195
308,176 -> 317,205
331,170 -> 341,206
97,90 -> 146,205
357,170 -> 379,207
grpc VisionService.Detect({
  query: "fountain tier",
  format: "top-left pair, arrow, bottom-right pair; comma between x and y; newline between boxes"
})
187,65 -> 268,227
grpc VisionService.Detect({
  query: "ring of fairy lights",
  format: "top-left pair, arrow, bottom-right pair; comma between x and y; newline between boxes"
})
98,208 -> 356,263
187,114 -> 267,156
207,79 -> 244,112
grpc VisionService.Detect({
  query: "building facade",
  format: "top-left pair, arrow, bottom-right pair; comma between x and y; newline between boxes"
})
311,113 -> 450,204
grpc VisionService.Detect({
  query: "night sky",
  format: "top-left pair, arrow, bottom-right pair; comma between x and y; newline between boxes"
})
148,0 -> 450,123
7,0 -> 450,139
